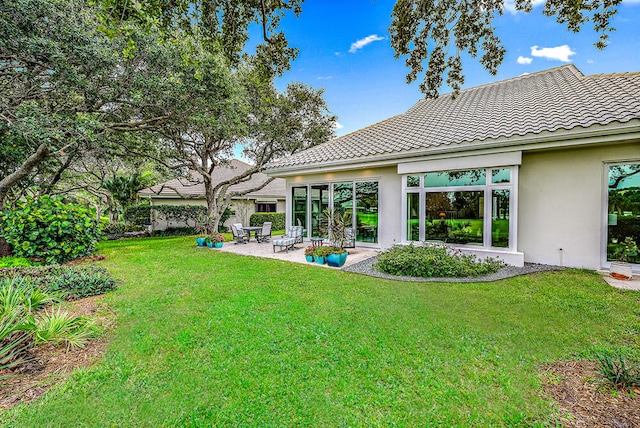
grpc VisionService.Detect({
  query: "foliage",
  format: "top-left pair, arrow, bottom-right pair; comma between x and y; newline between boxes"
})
123,205 -> 151,226
374,243 -> 505,278
612,237 -> 638,263
0,277 -> 62,315
304,246 -> 316,257
150,227 -> 197,237
594,350 -> 640,391
0,256 -> 37,268
205,233 -> 225,244
152,205 -> 207,227
313,246 -> 333,258
249,212 -> 285,231
390,0 -> 621,97
101,223 -> 148,239
34,307 -> 99,348
5,236 -> 639,425
320,209 -> 352,249
0,265 -> 117,299
1,195 -> 100,264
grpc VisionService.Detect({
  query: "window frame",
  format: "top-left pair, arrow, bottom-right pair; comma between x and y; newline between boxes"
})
402,167 -> 518,251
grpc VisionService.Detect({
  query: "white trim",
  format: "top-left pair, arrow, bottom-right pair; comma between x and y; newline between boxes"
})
398,152 -> 522,174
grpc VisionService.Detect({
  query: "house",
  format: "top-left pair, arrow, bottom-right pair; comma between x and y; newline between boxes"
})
265,65 -> 640,270
139,159 -> 286,231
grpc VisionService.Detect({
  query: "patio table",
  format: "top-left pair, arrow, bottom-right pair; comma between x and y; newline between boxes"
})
242,226 -> 263,242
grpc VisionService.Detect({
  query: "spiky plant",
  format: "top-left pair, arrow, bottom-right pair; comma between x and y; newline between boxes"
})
34,307 -> 99,349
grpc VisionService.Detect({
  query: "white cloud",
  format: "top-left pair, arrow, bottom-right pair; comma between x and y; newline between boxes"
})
504,0 -> 544,14
530,45 -> 576,62
349,34 -> 384,53
587,59 -> 595,64
317,76 -> 333,80
517,56 -> 533,65
334,122 -> 344,130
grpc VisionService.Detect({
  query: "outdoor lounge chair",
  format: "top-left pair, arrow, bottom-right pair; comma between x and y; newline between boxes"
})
273,225 -> 303,253
231,223 -> 247,244
256,222 -> 272,243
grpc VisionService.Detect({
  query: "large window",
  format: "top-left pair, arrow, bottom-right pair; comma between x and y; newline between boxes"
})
404,167 -> 515,250
291,180 -> 379,244
607,163 -> 640,264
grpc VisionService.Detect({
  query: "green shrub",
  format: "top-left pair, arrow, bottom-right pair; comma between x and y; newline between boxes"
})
0,265 -> 117,298
123,204 -> 151,225
1,195 -> 100,264
374,243 -> 505,278
250,212 -> 285,230
150,227 -> 196,237
0,256 -> 37,268
314,246 -> 333,258
594,350 -> 640,391
34,307 -> 99,348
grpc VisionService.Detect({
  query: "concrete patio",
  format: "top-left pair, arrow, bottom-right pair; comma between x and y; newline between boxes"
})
215,238 -> 378,269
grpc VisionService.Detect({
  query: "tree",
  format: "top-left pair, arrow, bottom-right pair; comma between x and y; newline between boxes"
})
130,34 -> 336,231
390,0 -> 621,97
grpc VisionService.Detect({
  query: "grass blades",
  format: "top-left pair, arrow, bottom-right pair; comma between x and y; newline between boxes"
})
2,235 -> 640,426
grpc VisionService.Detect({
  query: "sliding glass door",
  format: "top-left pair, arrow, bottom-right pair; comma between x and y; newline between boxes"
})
607,163 -> 640,264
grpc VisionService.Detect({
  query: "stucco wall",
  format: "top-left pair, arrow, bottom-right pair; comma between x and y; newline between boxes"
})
518,142 -> 639,269
285,166 -> 402,248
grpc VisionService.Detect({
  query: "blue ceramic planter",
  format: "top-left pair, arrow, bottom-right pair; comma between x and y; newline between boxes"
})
214,242 -> 223,248
326,251 -> 348,267
206,241 -> 214,248
305,255 -> 314,262
314,256 -> 325,265
196,237 -> 206,247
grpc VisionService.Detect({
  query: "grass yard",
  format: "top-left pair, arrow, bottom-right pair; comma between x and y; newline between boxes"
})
2,236 -> 639,426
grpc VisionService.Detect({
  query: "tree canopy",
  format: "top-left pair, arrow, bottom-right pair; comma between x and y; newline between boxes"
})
389,0 -> 622,97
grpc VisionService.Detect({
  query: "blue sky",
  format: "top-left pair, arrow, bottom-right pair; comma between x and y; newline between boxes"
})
263,0 -> 640,138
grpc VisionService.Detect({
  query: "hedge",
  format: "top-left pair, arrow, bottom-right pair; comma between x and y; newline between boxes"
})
124,205 -> 151,225
250,212 -> 285,230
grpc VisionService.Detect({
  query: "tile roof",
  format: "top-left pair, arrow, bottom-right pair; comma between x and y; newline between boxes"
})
139,159 -> 285,199
266,65 -> 640,170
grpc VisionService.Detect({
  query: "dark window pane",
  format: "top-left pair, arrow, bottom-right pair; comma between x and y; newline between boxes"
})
407,192 -> 420,241
424,169 -> 486,187
356,182 -> 378,243
407,175 -> 420,187
292,187 -> 307,236
425,191 -> 484,245
491,190 -> 509,247
607,163 -> 640,263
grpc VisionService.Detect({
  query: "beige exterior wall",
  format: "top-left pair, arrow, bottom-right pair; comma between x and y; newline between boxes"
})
286,166 -> 402,248
519,142 -> 640,269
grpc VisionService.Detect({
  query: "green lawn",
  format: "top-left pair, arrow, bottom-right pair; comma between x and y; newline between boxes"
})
2,236 -> 639,426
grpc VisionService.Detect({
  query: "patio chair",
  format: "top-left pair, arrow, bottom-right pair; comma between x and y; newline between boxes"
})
256,222 -> 272,243
231,223 -> 247,244
273,225 -> 304,253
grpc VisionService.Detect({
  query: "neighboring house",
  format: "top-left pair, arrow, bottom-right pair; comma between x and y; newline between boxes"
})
139,159 -> 286,231
266,65 -> 640,270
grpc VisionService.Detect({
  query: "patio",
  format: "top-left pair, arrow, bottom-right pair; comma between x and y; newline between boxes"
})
215,238 -> 378,269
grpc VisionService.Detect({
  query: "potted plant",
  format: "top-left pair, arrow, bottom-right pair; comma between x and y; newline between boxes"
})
304,246 -> 315,262
209,233 -> 225,248
319,209 -> 352,267
314,245 -> 332,265
325,246 -> 348,267
610,237 -> 638,280
195,213 -> 214,247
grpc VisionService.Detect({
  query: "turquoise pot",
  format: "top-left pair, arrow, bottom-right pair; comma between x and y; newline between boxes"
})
206,241 -> 214,248
305,255 -> 314,262
326,251 -> 347,267
196,237 -> 206,247
214,242 -> 223,248
314,256 -> 325,265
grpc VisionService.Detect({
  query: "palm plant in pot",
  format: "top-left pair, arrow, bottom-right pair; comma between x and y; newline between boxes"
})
610,237 -> 638,280
321,209 -> 352,267
195,213 -> 214,247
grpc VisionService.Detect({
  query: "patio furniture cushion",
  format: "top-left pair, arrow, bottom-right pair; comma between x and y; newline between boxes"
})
231,223 -> 247,244
256,222 -> 272,243
273,237 -> 295,253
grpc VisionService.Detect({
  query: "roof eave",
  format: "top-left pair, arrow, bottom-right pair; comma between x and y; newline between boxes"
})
265,120 -> 640,177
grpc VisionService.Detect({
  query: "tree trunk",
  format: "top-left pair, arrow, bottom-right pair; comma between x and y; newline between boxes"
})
0,142 -> 50,205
